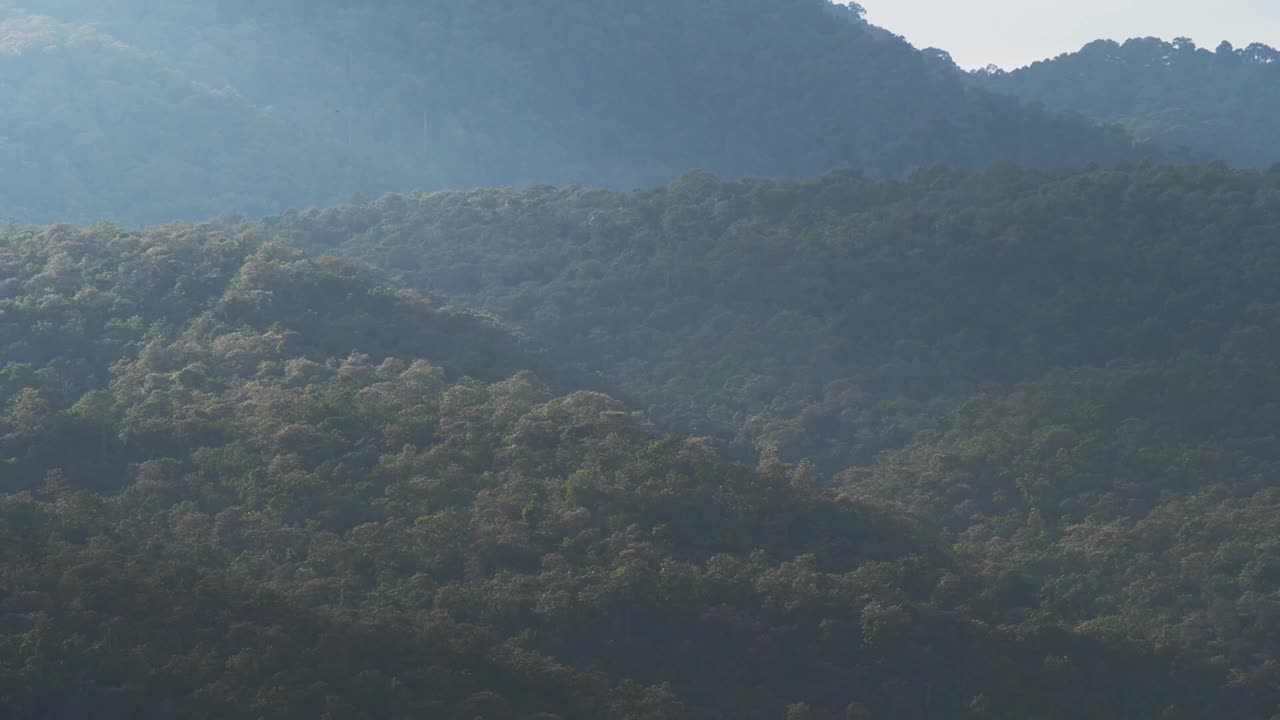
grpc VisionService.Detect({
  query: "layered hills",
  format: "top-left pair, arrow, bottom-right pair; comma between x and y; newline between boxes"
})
970,37 -> 1280,167
1,0 -> 1160,225
5,163 -> 1280,716
5,2 -> 1280,718
0,13 -> 373,225
3,221 -> 1257,718
268,164 -> 1280,470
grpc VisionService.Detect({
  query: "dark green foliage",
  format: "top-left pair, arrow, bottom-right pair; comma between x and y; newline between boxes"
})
257,163 -> 1280,715
970,37 -> 1280,167
846,358 -> 1280,693
270,163 -> 1280,472
0,0 -> 1162,225
7,4 -> 1280,718
0,220 -> 1263,718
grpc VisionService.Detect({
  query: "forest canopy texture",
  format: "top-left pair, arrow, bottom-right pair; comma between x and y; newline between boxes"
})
6,0 -> 1280,719
6,164 -> 1280,718
0,0 -> 1165,225
970,37 -> 1280,168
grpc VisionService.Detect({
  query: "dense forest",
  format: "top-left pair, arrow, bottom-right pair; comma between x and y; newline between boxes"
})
970,37 -> 1280,167
267,164 -> 1280,471
0,13 -> 375,224
6,222 -> 1268,718
6,165 -> 1280,717
0,0 -> 1163,225
7,1 -> 1280,718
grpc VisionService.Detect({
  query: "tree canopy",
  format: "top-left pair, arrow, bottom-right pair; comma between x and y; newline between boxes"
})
0,13 -> 376,225
0,0 -> 1166,225
970,37 -> 1280,167
268,163 -> 1280,472
0,213 -> 1273,718
7,3 -> 1280,717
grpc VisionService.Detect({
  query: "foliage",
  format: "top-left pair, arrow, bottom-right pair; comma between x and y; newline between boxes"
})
0,13 -> 378,226
0,220 -> 1261,718
844,356 -> 1280,703
269,163 -> 1280,473
970,37 -> 1280,167
258,164 -> 1280,715
0,0 -> 1164,225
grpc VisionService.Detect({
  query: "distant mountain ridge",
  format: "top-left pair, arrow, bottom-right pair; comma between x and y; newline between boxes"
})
969,36 -> 1280,167
0,12 -> 377,225
1,0 -> 1165,225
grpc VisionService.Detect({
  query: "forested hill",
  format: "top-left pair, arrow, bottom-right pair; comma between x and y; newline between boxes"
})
969,37 -> 1280,167
0,13 -> 376,225
268,163 -> 1280,471
4,221 -> 1262,719
1,0 -> 1164,225
253,161 -> 1280,716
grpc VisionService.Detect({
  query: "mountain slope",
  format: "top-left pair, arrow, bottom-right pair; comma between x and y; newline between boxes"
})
257,162 -> 1280,713
845,358 -> 1280,699
2,220 -> 1255,719
1,0 -> 1163,224
969,37 -> 1280,167
0,13 -> 375,225
268,163 -> 1280,471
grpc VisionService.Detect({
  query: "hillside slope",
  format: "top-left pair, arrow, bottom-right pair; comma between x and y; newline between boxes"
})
258,162 -> 1280,714
2,221 -> 1256,718
969,38 -> 1280,167
0,13 -> 378,225
269,163 -> 1280,471
0,0 -> 1163,224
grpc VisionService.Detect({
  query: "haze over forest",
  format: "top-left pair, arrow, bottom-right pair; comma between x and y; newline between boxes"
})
3,2 -> 1280,719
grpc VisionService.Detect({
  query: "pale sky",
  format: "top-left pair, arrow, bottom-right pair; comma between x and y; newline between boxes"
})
859,0 -> 1280,70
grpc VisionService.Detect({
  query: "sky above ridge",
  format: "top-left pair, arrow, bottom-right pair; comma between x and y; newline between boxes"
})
859,0 -> 1280,69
